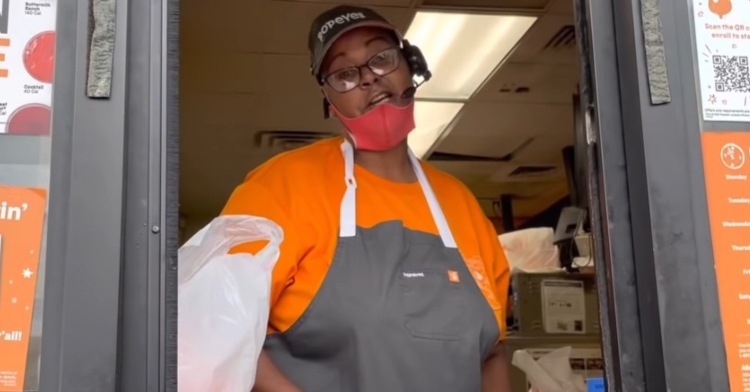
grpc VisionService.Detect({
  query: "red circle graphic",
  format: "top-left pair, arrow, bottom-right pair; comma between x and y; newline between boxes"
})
6,104 -> 52,136
23,31 -> 56,84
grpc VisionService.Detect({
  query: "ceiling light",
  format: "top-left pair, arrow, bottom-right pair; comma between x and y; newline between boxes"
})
409,101 -> 464,158
403,11 -> 537,159
404,12 -> 537,100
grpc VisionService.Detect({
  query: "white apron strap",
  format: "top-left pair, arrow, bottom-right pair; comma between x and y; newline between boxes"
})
339,140 -> 457,249
340,140 -> 357,238
407,149 -> 457,249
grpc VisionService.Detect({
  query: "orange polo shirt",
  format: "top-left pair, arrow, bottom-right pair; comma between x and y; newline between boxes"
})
222,137 -> 510,341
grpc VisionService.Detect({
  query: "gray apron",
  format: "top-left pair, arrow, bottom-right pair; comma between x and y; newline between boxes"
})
264,140 -> 501,392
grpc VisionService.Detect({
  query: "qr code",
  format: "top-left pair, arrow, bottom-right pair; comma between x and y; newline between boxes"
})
713,55 -> 750,93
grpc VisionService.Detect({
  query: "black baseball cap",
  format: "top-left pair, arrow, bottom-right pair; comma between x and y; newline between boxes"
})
308,5 -> 402,80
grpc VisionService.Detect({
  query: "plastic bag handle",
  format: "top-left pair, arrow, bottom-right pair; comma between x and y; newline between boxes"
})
178,215 -> 284,285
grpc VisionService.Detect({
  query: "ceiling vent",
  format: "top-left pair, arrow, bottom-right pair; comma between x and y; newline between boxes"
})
509,165 -> 557,178
543,25 -> 576,51
254,130 -> 336,151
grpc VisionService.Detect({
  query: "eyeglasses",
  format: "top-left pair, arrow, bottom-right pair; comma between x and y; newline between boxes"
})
321,48 -> 401,93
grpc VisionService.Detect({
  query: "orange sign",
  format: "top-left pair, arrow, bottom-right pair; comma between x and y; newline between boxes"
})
0,38 -> 8,78
708,0 -> 732,18
700,132 -> 750,392
0,185 -> 46,391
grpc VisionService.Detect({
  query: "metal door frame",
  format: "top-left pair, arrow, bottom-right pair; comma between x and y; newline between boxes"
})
576,0 -> 732,391
37,0 -> 179,390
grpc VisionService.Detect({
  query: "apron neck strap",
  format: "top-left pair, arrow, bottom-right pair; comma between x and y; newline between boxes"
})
339,140 -> 457,249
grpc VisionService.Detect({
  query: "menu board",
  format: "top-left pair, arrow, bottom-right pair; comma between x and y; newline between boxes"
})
700,132 -> 750,392
0,0 -> 57,135
0,186 -> 46,391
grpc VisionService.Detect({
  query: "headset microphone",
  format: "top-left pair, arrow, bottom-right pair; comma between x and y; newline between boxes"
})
400,74 -> 430,99
401,86 -> 417,99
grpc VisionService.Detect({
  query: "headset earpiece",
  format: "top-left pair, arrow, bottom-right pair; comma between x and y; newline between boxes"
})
401,40 -> 432,82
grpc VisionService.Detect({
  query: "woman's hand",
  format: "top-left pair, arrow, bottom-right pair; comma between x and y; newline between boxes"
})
481,343 -> 512,392
252,350 -> 303,392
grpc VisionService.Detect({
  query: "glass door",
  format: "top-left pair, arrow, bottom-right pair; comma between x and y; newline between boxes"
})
0,0 -> 57,390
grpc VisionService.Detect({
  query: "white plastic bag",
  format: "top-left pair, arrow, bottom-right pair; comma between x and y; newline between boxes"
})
178,215 -> 283,392
511,346 -> 587,392
499,227 -> 561,273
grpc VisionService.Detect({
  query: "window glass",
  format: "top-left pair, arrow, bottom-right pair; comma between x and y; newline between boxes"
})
0,0 -> 58,390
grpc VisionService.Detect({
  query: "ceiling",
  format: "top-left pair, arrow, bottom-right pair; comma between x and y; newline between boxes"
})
179,0 -> 579,229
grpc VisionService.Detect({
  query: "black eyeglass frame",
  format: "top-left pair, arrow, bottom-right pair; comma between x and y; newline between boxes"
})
319,47 -> 402,93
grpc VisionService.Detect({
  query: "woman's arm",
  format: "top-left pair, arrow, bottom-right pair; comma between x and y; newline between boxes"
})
481,343 -> 512,392
252,350 -> 302,392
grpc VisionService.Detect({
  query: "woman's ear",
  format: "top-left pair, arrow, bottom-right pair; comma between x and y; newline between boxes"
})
321,88 -> 337,119
322,97 -> 331,119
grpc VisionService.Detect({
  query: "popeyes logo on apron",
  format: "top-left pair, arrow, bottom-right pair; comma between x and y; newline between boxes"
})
0,0 -> 57,136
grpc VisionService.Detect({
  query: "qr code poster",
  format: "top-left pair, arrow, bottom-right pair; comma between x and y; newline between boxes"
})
691,0 -> 750,122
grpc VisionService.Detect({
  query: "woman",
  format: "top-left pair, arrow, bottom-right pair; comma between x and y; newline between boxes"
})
222,5 -> 512,391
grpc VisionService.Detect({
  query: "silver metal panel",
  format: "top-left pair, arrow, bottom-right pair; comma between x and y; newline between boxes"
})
38,0 -> 178,390
575,0 -> 649,390
117,0 -> 179,389
117,0 -> 164,388
38,0 -> 128,390
593,0 -> 734,390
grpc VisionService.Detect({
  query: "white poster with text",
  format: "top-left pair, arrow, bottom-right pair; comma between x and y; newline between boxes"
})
0,0 -> 57,135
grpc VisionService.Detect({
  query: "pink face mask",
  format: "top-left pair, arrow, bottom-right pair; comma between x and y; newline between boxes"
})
330,101 -> 416,151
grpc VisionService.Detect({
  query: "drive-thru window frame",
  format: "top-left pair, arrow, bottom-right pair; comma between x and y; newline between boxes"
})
32,0 -> 738,391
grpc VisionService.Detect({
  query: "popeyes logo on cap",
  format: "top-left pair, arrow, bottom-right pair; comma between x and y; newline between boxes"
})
317,12 -> 367,42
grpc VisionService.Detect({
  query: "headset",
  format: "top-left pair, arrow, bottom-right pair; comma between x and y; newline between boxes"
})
321,39 -> 431,118
401,39 -> 432,85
